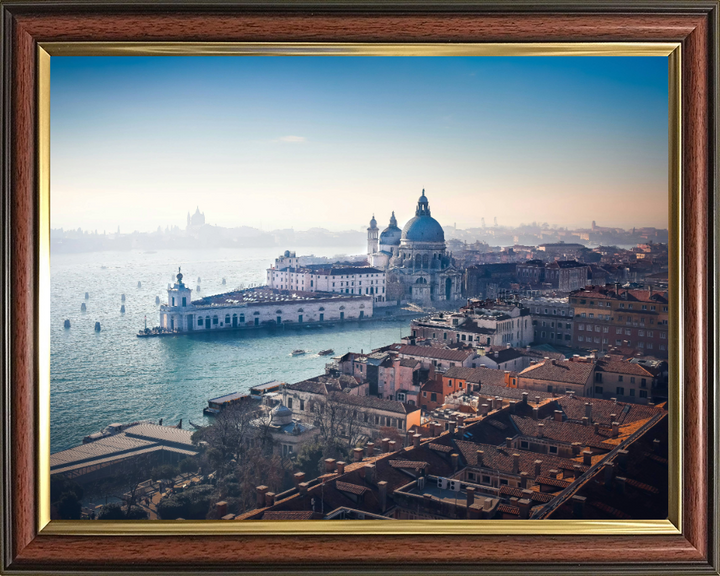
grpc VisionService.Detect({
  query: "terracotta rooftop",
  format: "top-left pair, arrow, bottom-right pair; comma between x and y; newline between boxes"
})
335,481 -> 369,496
519,358 -> 595,385
398,345 -> 473,363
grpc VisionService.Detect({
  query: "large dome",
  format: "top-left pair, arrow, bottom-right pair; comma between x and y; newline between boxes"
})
400,189 -> 445,243
402,216 -> 445,243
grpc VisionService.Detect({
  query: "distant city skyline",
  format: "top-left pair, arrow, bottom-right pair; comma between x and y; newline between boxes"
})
51,56 -> 668,233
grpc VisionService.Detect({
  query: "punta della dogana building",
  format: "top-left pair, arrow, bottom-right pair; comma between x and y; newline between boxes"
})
158,269 -> 372,332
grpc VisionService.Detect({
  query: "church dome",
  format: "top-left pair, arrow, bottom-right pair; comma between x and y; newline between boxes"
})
401,190 -> 445,243
271,403 -> 293,426
380,212 -> 401,246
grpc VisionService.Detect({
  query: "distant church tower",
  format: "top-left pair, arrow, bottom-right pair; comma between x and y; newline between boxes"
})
367,214 -> 379,255
187,206 -> 206,229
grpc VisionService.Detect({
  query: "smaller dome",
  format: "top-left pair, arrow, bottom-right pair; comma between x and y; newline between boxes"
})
369,214 -> 377,228
271,403 -> 293,426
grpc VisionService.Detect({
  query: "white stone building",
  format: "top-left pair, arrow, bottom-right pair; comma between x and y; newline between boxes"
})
266,250 -> 387,304
158,269 -> 373,333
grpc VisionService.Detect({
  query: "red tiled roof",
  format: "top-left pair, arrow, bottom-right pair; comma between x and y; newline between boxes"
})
595,358 -> 654,377
499,485 -> 554,503
511,415 -> 615,450
519,359 -> 594,385
535,476 -> 572,489
388,460 -> 428,470
399,345 -> 473,363
335,481 -> 369,495
498,503 -> 520,515
428,443 -> 454,453
262,510 -> 316,520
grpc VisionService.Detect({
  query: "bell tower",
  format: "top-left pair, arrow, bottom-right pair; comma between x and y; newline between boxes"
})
367,214 -> 379,255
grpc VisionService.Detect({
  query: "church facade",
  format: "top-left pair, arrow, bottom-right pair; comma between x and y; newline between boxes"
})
368,190 -> 462,305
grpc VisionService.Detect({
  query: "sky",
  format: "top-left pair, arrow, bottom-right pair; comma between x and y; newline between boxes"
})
51,56 -> 668,233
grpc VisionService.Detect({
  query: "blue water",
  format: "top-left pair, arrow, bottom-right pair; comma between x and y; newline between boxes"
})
51,247 -> 410,453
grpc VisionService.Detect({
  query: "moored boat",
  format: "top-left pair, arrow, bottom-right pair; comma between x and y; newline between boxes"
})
291,349 -> 307,356
318,349 -> 335,356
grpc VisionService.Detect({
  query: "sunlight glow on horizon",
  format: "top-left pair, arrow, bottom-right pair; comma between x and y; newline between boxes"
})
50,56 -> 669,233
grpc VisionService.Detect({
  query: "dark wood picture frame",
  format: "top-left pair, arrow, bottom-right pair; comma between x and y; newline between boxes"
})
1,1 -> 717,573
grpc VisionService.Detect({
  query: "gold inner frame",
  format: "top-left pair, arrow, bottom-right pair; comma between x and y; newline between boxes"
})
37,42 -> 683,536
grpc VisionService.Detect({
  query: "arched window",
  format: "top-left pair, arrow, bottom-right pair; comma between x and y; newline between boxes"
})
240,314 -> 245,323
318,307 -> 325,311
422,254 -> 429,268
298,308 -> 304,312
359,304 -> 365,309
225,314 -> 231,324
253,311 -> 260,316
213,315 -> 219,325
198,317 -> 203,326
415,254 -> 422,268
276,309 -> 282,314
339,305 -> 345,310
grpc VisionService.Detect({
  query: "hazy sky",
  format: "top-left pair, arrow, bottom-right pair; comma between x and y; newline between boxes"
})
51,56 -> 668,233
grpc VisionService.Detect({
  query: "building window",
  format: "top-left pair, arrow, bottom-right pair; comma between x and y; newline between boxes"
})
595,386 -> 603,394
213,316 -> 219,325
287,398 -> 293,409
616,387 -> 625,395
629,389 -> 635,397
482,475 -> 491,484
520,440 -> 529,449
431,393 -> 437,402
640,390 -> 648,398
549,446 -> 558,454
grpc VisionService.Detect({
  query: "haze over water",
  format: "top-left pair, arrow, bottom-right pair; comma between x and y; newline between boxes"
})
50,246 -> 410,453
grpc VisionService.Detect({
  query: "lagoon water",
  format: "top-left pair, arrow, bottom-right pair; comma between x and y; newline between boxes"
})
51,246 -> 411,453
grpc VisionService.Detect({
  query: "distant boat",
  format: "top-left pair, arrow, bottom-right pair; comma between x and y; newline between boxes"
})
318,349 -> 334,356
291,349 -> 307,356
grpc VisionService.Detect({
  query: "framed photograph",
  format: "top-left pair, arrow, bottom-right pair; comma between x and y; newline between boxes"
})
1,1 -> 717,574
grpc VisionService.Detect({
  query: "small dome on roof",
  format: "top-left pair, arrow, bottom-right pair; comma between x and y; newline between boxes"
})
271,403 -> 293,426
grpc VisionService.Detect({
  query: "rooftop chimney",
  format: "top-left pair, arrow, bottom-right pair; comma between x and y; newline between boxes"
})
522,392 -> 529,404
353,447 -> 364,462
505,437 -> 513,449
365,463 -> 376,484
298,482 -> 309,495
585,402 -> 592,419
389,440 -> 397,452
537,422 -> 544,438
449,421 -> 457,436
573,464 -> 582,479
535,396 -> 541,405
519,471 -> 529,488
215,501 -> 228,517
509,400 -> 517,414
612,421 -> 620,438
483,498 -> 494,512
572,495 -> 587,519
616,449 -> 629,471
381,438 -> 390,453
582,450 -> 592,466
534,460 -> 543,478
554,410 -> 563,422
476,450 -> 484,467
518,498 -> 531,519
378,480 -> 388,513
365,442 -> 375,457
581,416 -> 589,426
532,406 -> 539,420
265,492 -> 276,507
481,403 -> 490,415
572,442 -> 581,455
512,453 -> 520,474
324,458 -> 336,473
336,461 -> 346,475
466,486 -> 476,508
603,463 -> 615,487
616,476 -> 627,496
594,422 -> 600,434
504,371 -> 511,385
256,485 -> 269,508
451,453 -> 459,471
293,472 -> 306,488
413,434 -> 422,448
